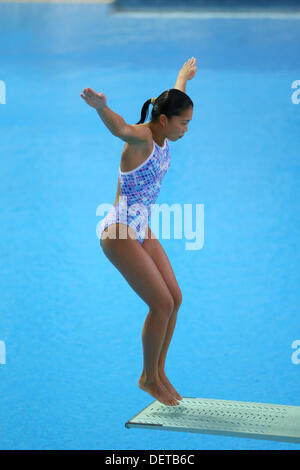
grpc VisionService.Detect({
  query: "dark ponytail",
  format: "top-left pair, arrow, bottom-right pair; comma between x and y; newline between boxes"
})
136,98 -> 153,125
136,89 -> 193,125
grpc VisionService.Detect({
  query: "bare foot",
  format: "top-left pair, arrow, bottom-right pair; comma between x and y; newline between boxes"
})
158,372 -> 183,401
138,375 -> 180,406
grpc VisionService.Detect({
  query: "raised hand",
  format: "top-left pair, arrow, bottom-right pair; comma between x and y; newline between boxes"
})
80,87 -> 107,110
179,57 -> 197,81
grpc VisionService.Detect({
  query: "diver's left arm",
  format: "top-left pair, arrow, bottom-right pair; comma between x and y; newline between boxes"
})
174,57 -> 197,93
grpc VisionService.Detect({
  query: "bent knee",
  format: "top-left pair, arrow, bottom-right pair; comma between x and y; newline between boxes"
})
173,288 -> 182,312
152,294 -> 174,319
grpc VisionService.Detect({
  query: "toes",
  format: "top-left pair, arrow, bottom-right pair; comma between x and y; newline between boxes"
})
165,396 -> 176,406
169,398 -> 179,406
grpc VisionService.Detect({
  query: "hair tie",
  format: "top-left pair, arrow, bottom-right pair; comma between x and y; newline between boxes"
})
151,97 -> 156,105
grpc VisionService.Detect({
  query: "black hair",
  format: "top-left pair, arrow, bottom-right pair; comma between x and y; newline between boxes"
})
135,88 -> 193,125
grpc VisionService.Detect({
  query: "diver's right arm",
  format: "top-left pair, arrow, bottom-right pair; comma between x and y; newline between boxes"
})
80,87 -> 150,144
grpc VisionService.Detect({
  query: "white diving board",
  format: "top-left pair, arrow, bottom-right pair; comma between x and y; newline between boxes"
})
125,397 -> 300,443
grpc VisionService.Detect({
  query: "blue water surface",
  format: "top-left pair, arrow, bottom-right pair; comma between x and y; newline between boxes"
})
0,2 -> 299,450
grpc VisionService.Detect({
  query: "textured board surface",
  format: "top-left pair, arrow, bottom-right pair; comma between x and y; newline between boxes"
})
125,397 -> 300,443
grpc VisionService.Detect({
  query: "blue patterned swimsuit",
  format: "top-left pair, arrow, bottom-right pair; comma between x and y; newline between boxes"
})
98,138 -> 171,246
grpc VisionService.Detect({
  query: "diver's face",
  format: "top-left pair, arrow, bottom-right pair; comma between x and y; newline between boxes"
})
167,107 -> 193,141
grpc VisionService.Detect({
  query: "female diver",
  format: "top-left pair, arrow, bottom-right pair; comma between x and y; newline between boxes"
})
81,57 -> 197,406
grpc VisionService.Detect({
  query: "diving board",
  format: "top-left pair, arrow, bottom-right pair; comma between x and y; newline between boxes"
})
125,397 -> 300,443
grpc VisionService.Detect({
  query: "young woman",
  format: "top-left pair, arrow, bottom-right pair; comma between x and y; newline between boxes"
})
81,58 -> 197,406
